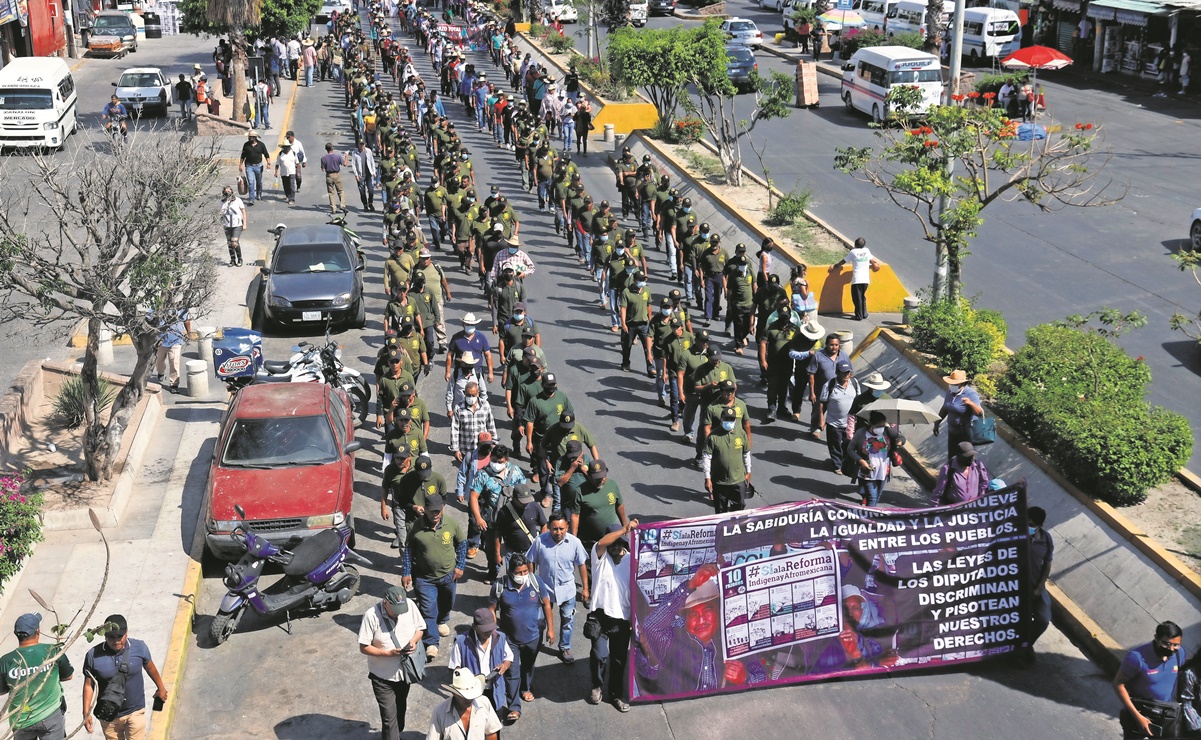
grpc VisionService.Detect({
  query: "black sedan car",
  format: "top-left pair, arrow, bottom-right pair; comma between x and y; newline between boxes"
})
258,224 -> 366,330
726,45 -> 758,92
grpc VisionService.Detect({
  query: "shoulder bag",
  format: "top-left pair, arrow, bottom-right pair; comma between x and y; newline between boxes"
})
91,647 -> 130,722
378,603 -> 426,683
968,407 -> 996,446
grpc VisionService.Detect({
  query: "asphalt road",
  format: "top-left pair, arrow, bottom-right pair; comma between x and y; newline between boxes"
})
0,34 -> 223,395
171,18 -> 1118,739
574,2 -> 1201,470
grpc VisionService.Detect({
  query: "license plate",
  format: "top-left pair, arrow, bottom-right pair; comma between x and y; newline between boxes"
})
301,311 -> 321,322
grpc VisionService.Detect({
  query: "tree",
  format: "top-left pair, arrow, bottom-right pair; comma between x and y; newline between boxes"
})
924,0 -> 945,52
679,21 -> 791,187
0,136 -> 219,482
1170,248 -> 1201,344
834,90 -> 1121,302
607,26 -> 701,126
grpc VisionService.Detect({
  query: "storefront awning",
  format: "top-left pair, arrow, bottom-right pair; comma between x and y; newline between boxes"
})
1052,0 -> 1081,11
1086,0 -> 1170,25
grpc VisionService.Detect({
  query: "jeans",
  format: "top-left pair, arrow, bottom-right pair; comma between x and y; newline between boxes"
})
703,275 -> 723,320
607,288 -> 620,327
859,478 -> 885,507
537,179 -> 551,208
390,504 -> 408,552
665,234 -> 678,277
851,282 -> 869,319
13,708 -> 65,740
554,595 -> 577,650
369,675 -> 412,740
639,201 -> 653,234
427,215 -> 446,251
562,120 -> 575,151
413,571 -> 457,647
357,177 -> 375,208
258,103 -> 270,129
683,393 -> 701,437
305,64 -> 315,87
505,637 -> 540,711
589,612 -> 631,700
577,229 -> 591,266
244,164 -> 264,203
178,98 -> 193,120
621,322 -> 649,368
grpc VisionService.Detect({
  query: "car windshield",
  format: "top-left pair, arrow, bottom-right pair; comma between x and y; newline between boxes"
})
93,16 -> 132,30
988,20 -> 1019,36
889,69 -> 941,84
118,73 -> 160,87
727,49 -> 754,63
274,245 -> 351,273
729,21 -> 755,31
0,90 -> 53,110
222,415 -> 339,466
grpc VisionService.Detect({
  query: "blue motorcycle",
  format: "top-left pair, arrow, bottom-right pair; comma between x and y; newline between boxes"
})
210,504 -> 370,645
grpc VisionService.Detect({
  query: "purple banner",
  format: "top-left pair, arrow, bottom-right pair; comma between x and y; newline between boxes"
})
629,484 -> 1029,702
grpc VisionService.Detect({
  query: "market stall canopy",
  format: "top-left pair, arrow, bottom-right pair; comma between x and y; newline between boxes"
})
818,9 -> 867,27
1085,0 -> 1172,27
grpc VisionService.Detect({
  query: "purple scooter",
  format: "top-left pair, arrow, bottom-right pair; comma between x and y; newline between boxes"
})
210,504 -> 370,645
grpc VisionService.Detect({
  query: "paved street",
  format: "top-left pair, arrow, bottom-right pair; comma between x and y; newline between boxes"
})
581,1 -> 1201,471
0,34 -> 230,396
166,19 -> 1117,739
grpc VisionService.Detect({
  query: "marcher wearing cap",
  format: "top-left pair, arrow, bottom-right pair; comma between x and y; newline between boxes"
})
807,333 -> 852,435
488,552 -> 554,722
539,411 -> 601,507
565,459 -> 627,558
931,442 -> 990,507
426,668 -> 502,740
522,372 -> 575,492
702,406 -> 752,514
448,607 -> 513,712
935,369 -> 984,464
587,518 -> 639,712
403,494 -> 466,660
689,345 -> 738,460
359,586 -> 425,740
0,613 -> 74,739
83,614 -> 168,738
382,447 -> 415,550
385,406 -> 429,471
819,359 -> 860,475
499,302 -> 539,370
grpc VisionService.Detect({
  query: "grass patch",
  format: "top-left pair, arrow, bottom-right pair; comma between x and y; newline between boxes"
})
783,221 -> 845,265
682,150 -> 724,182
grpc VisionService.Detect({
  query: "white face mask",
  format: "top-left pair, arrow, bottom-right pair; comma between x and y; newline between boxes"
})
489,461 -> 506,474
512,573 -> 529,585
871,426 -> 885,435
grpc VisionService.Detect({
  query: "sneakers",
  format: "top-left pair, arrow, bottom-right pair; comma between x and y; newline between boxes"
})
389,538 -> 401,549
560,648 -> 575,664
426,645 -> 439,659
437,623 -> 451,637
588,688 -> 603,705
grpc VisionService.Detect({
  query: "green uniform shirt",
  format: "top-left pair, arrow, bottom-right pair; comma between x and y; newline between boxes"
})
523,390 -> 575,439
705,427 -> 749,486
728,268 -> 755,308
424,184 -> 447,213
695,361 -> 737,405
505,366 -> 545,417
400,396 -> 430,435
0,644 -> 73,728
703,397 -> 750,431
384,253 -> 415,291
763,323 -> 801,365
396,333 -> 424,374
650,313 -> 674,356
699,246 -> 728,276
411,289 -> 437,328
542,422 -> 598,463
406,517 -> 465,578
492,280 -> 525,325
570,480 -> 624,544
395,470 -> 448,509
664,332 -> 696,373
502,318 -> 537,354
385,422 -> 428,456
619,285 -> 652,324
378,370 -> 417,415
535,153 -> 555,180
682,348 -> 709,394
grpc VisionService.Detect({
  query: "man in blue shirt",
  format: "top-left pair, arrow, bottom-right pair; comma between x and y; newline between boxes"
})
101,96 -> 128,141
525,512 -> 589,664
153,309 -> 192,394
82,614 -> 168,738
1114,621 -> 1186,737
445,313 -> 495,385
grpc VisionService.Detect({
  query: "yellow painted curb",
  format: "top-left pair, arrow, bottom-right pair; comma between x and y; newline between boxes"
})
150,552 -> 203,740
68,321 -> 134,348
806,264 -> 909,315
275,78 -> 301,151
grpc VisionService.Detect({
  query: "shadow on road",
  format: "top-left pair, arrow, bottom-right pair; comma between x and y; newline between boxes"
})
273,713 -> 375,739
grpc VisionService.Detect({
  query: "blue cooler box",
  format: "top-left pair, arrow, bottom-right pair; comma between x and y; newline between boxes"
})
213,327 -> 263,379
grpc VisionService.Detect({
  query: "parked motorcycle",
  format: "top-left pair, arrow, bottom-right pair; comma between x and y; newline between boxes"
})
214,328 -> 371,421
210,504 -> 370,645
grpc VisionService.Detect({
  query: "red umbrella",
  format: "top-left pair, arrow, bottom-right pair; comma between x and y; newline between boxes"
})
1000,45 -> 1074,71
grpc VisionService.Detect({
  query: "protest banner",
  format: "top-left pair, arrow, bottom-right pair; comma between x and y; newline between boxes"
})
437,22 -> 465,40
629,483 -> 1030,701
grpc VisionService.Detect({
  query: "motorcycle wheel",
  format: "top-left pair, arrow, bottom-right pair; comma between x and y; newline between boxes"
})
330,564 -> 360,610
210,604 -> 246,645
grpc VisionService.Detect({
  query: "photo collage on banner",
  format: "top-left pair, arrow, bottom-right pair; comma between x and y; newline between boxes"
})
629,484 -> 1030,701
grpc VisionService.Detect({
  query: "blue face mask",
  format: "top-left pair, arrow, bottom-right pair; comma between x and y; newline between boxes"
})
615,247 -> 626,255
508,247 -> 519,255
721,421 -> 736,432
465,326 -> 476,335
513,313 -> 525,322
635,281 -> 647,289
683,207 -> 691,213
660,306 -> 671,315
1028,527 -> 1037,536
600,235 -> 609,242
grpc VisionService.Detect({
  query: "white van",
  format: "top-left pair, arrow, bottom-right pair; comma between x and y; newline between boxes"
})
953,7 -> 1021,63
0,57 -> 78,151
886,0 -> 953,38
854,0 -> 897,32
840,46 -> 943,123
542,0 -> 578,22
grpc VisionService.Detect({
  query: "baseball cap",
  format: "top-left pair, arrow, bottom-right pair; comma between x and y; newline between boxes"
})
392,447 -> 413,461
542,372 -> 558,388
14,613 -> 41,637
588,460 -> 608,479
415,457 -> 433,480
720,406 -> 738,422
669,318 -> 682,328
705,346 -> 722,359
836,360 -> 852,373
425,493 -> 445,512
559,411 -> 576,428
473,607 -> 497,633
718,378 -> 736,392
695,329 -> 711,342
104,614 -> 128,638
514,483 -> 535,505
565,439 -> 584,457
394,407 -> 413,421
398,381 -> 415,397
383,586 -> 411,614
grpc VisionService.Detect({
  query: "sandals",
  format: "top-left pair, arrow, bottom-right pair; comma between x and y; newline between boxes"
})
506,710 -> 521,723
521,691 -> 534,703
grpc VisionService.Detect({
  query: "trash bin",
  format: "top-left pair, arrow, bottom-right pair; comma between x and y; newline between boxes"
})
144,12 -> 161,39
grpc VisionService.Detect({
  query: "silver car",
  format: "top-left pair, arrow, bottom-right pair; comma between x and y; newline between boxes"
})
112,67 -> 173,117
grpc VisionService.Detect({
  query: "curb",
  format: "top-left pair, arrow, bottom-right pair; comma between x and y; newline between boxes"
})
150,523 -> 205,740
68,320 -> 133,348
757,43 -> 843,82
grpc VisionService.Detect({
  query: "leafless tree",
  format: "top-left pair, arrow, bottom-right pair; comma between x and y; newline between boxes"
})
0,133 -> 221,481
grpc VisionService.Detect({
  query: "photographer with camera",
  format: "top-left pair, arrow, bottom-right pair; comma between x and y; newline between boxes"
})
82,615 -> 168,740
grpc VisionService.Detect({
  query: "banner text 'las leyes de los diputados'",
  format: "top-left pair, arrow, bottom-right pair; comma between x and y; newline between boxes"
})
629,485 -> 1030,701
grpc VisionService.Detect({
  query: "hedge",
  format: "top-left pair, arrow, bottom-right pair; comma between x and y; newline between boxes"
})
909,297 -> 1006,379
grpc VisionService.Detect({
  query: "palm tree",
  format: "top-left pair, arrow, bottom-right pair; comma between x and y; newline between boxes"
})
207,0 -> 262,124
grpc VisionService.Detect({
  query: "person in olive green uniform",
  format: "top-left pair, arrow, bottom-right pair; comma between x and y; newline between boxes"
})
395,381 -> 431,441
649,297 -> 676,407
725,253 -> 756,354
490,266 -> 524,336
523,372 -> 575,488
540,411 -> 601,507
505,353 -> 544,454
402,495 -> 466,658
410,272 -> 441,359
553,439 -> 593,508
680,329 -> 713,441
395,317 -> 428,379
385,406 -> 428,467
390,456 -> 448,553
697,234 -> 729,323
618,269 -> 654,376
533,144 -> 557,211
565,459 -> 627,555
690,346 -> 736,460
384,282 -> 423,338
383,241 -> 415,297
702,406 -> 752,514
663,320 -> 696,432
701,379 -> 753,456
759,311 -> 815,422
381,448 -> 415,550
377,351 -> 417,434
424,173 -> 448,251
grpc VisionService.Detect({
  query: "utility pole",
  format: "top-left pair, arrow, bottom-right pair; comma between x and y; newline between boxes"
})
64,0 -> 79,59
932,0 -> 965,302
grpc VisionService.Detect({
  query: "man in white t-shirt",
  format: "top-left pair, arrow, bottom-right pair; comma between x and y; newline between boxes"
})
275,143 -> 300,205
359,586 -> 425,740
832,237 -> 882,321
218,184 -> 246,267
588,519 -> 638,713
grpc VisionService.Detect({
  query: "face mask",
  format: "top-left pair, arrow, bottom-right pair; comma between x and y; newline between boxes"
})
721,421 -> 736,432
953,384 -> 965,395
1154,642 -> 1177,658
615,247 -> 626,255
512,573 -> 529,585
738,266 -> 748,275
634,281 -> 647,290
600,235 -> 609,242
625,266 -> 635,275
871,427 -> 885,435
465,326 -> 476,335
513,312 -> 525,322
1028,527 -> 1037,536
660,307 -> 671,316
465,395 -> 479,406
489,461 -> 506,474
683,207 -> 691,213
508,247 -> 519,255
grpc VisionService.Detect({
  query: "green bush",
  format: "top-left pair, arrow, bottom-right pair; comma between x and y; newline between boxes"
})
529,22 -> 550,38
546,32 -> 575,53
672,116 -> 705,146
910,298 -> 1006,378
0,472 -> 44,595
996,321 -> 1193,506
974,71 -> 1030,97
52,375 -> 118,430
650,117 -> 677,142
766,189 -> 812,226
